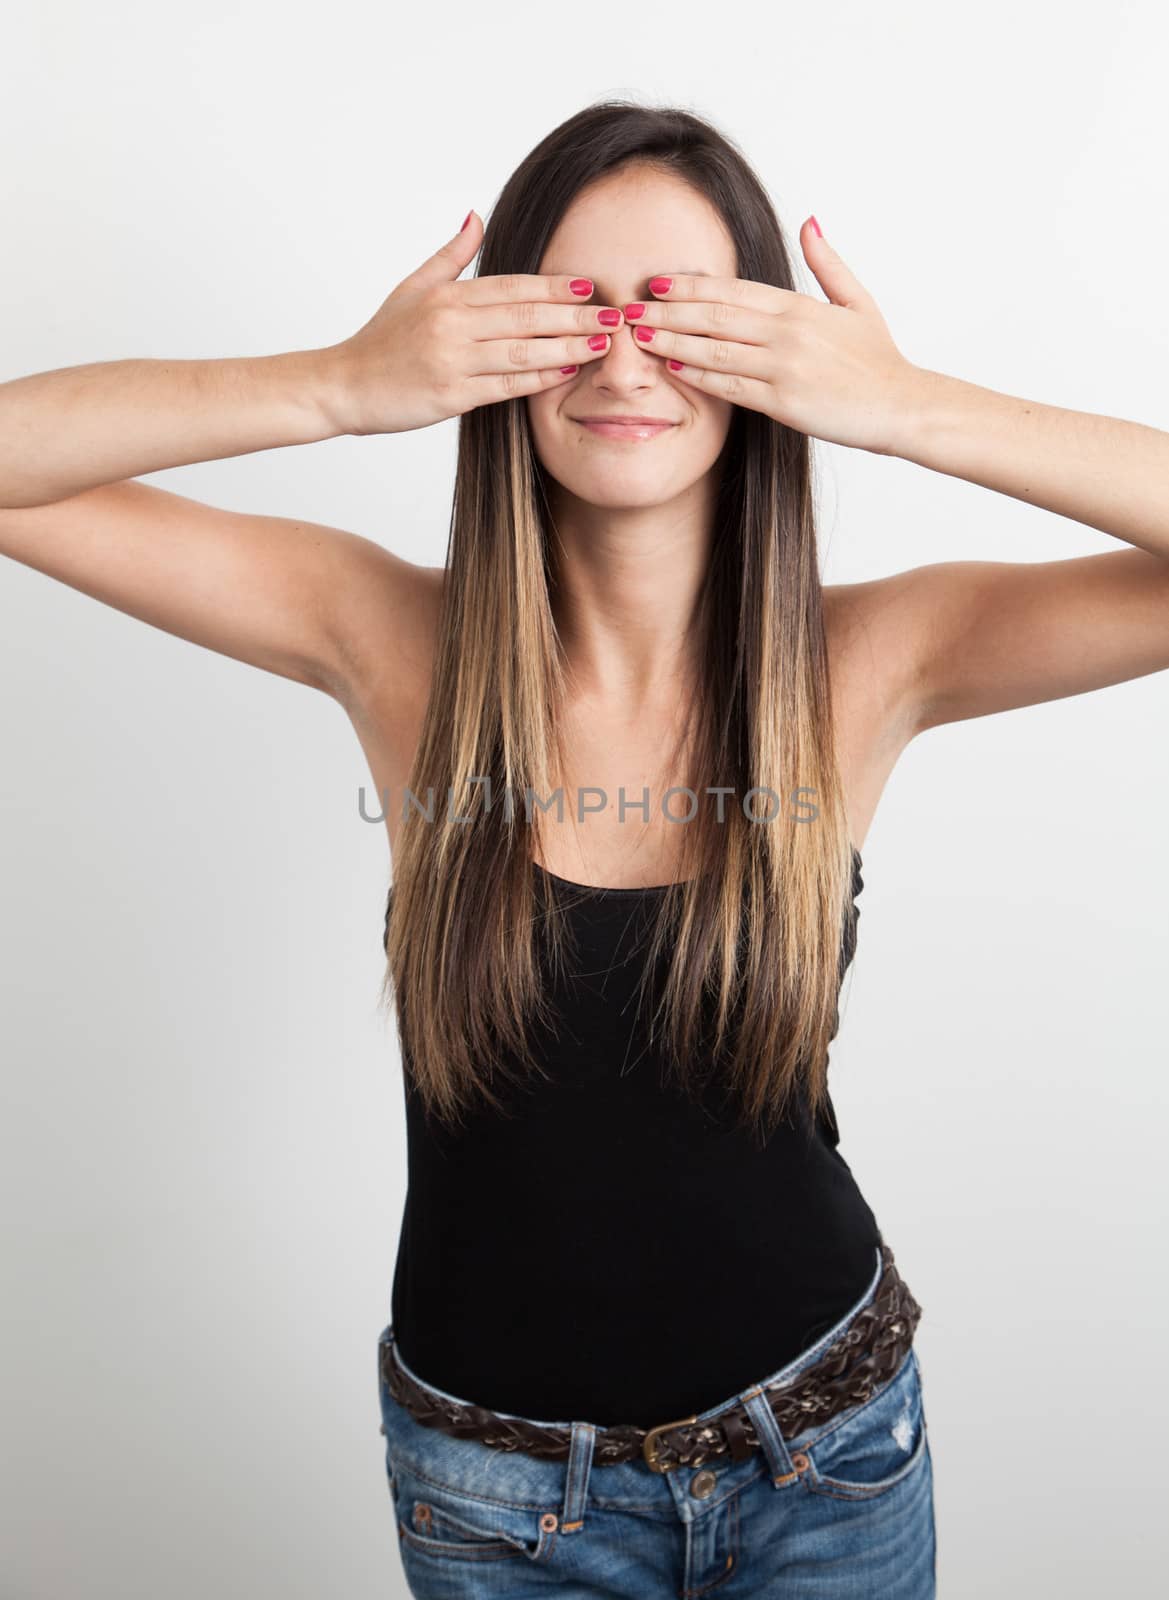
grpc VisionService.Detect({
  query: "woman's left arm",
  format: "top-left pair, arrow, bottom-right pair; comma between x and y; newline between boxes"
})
635,221 -> 1169,736
879,371 -> 1169,734
893,370 -> 1169,562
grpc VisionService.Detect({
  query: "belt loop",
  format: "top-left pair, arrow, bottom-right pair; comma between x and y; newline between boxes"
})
559,1422 -> 596,1534
740,1386 -> 798,1487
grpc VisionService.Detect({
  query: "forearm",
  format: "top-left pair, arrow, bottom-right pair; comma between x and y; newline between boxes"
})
0,345 -> 350,508
887,367 -> 1169,561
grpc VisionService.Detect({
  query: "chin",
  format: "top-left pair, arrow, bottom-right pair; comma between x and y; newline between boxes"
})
569,478 -> 681,510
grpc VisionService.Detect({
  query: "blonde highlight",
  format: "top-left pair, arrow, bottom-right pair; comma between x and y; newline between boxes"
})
380,99 -> 856,1146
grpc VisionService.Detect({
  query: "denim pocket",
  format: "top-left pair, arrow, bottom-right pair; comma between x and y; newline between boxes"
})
393,1465 -> 557,1565
398,1491 -> 530,1562
376,1328 -> 561,1567
801,1347 -> 929,1501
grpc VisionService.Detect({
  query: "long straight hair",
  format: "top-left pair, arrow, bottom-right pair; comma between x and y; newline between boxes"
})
381,99 -> 856,1146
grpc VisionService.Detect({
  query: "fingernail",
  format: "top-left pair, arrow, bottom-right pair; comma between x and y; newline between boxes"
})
667,359 -> 684,372
624,302 -> 645,320
560,365 -> 579,376
596,308 -> 622,326
648,277 -> 672,295
460,211 -> 473,232
587,334 -> 609,351
570,278 -> 594,297
808,216 -> 822,238
634,326 -> 655,343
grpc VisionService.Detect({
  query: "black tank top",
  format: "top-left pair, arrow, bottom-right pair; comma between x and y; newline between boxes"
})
383,847 -> 881,1426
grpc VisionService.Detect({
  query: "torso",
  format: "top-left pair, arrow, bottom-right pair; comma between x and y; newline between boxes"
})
340,564 -> 915,887
355,562 -> 910,1421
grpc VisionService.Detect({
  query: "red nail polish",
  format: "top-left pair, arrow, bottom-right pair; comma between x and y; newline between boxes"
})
634,326 -> 655,343
570,278 -> 594,297
624,302 -> 646,320
587,334 -> 609,351
460,211 -> 472,232
808,216 -> 822,238
596,308 -> 622,326
667,359 -> 683,372
648,277 -> 672,296
560,365 -> 579,376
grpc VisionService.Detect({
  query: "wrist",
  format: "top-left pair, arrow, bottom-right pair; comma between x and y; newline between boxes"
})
305,342 -> 366,438
876,365 -> 966,462
217,347 -> 356,444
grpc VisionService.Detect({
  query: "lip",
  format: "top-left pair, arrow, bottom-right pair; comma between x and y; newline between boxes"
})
573,416 -> 679,439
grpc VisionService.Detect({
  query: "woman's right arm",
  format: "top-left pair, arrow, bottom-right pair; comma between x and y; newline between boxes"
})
0,345 -> 436,703
0,348 -> 350,509
0,215 -> 617,704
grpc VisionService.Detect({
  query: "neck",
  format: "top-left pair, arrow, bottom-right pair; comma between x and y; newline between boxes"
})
546,481 -> 717,704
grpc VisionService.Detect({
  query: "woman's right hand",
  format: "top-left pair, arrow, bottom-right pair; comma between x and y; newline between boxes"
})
321,212 -> 622,437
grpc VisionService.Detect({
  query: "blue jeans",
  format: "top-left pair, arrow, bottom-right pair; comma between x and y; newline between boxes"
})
375,1244 -> 936,1597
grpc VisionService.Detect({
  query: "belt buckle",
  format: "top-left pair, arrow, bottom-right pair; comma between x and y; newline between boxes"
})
641,1413 -> 697,1474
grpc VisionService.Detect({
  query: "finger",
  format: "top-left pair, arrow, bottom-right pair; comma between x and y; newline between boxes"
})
462,331 -> 613,378
458,272 -> 599,308
799,217 -> 874,311
402,210 -> 485,291
625,323 -> 774,383
644,273 -> 801,316
654,352 -> 774,412
463,300 -> 625,342
459,357 -> 601,408
623,299 -> 774,345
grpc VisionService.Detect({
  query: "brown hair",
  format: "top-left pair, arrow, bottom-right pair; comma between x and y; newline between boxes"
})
380,98 -> 855,1146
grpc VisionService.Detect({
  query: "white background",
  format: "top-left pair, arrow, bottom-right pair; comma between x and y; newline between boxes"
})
1,2 -> 1167,1595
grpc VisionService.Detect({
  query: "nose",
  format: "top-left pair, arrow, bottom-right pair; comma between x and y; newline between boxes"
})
588,320 -> 660,391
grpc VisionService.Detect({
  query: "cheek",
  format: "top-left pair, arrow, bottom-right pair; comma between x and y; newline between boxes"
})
699,396 -> 734,432
688,401 -> 733,452
525,393 -> 562,447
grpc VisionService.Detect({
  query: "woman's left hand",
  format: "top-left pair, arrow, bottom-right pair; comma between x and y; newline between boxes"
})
629,219 -> 925,456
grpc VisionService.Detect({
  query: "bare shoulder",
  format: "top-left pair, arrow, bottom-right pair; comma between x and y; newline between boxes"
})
827,549 -> 1169,742
822,567 -> 927,754
329,547 -> 446,804
820,568 -> 940,846
329,544 -> 445,714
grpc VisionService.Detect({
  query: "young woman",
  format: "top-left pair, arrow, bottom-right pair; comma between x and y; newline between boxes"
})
3,100 -> 1168,1597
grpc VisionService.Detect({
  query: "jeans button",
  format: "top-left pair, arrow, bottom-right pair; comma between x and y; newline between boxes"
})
690,1469 -> 717,1499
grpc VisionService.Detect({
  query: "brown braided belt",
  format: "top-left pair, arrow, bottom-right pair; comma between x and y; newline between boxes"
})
380,1240 -> 922,1475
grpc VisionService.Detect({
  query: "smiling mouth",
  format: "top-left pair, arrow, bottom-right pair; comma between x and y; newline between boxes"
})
573,418 -> 679,438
